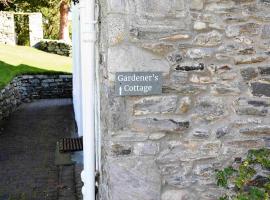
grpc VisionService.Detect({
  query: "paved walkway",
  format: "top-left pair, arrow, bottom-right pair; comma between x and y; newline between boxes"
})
0,99 -> 82,200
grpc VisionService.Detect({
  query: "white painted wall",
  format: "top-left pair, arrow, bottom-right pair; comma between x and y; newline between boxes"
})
28,13 -> 43,47
72,2 -> 100,199
72,3 -> 83,137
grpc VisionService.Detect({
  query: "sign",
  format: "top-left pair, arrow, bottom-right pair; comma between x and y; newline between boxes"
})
115,72 -> 163,96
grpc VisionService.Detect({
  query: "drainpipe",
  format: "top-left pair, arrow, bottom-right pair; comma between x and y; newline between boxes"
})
79,0 -> 96,199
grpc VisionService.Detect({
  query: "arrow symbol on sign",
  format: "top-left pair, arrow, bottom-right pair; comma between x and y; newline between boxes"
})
119,86 -> 122,96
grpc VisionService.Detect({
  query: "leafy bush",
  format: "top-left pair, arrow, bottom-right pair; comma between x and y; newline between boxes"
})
216,149 -> 270,200
14,14 -> 30,46
41,5 -> 60,40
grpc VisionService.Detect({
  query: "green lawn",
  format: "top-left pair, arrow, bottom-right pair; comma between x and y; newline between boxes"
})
0,44 -> 72,89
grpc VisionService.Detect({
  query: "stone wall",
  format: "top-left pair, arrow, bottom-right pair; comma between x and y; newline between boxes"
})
0,74 -> 72,120
0,12 -> 16,45
99,0 -> 270,199
37,40 -> 72,57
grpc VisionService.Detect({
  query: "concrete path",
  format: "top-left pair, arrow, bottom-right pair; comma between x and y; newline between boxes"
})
0,99 -> 81,200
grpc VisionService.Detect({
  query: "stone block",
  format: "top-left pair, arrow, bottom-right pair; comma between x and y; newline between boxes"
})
226,23 -> 261,38
166,71 -> 188,86
250,82 -> 270,97
165,84 -> 207,95
192,128 -> 210,138
134,0 -> 175,17
107,0 -> 127,13
141,43 -> 174,56
133,95 -> 178,115
190,0 -> 204,10
107,44 -> 169,81
111,143 -> 132,156
216,126 -> 230,138
177,97 -> 191,114
205,2 -> 235,12
107,14 -> 126,46
131,118 -> 189,133
107,157 -> 161,200
210,84 -> 240,96
187,48 -> 211,59
234,98 -> 269,116
108,95 -> 127,131
226,139 -> 266,148
241,67 -> 258,81
159,33 -> 190,42
258,66 -> 270,76
194,164 -> 216,184
193,97 -> 227,122
193,31 -> 223,47
194,21 -> 207,30
234,55 -> 268,65
162,190 -> 195,200
133,142 -> 159,156
262,24 -> 270,39
157,140 -> 221,163
111,131 -> 149,142
240,126 -> 270,135
238,46 -> 255,55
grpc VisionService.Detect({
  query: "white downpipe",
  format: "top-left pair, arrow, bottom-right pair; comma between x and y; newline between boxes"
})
80,0 -> 96,199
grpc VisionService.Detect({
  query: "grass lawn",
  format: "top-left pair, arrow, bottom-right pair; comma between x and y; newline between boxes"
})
0,44 -> 72,89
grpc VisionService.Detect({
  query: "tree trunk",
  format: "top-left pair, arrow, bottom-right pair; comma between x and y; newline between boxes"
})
59,0 -> 70,42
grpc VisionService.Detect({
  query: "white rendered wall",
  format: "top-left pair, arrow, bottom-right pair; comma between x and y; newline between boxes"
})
72,3 -> 83,137
29,13 -> 43,47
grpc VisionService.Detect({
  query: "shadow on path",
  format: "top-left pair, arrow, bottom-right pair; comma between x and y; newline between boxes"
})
0,99 -> 75,200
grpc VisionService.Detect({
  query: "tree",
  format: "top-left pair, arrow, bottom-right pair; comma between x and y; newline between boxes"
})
59,0 -> 71,42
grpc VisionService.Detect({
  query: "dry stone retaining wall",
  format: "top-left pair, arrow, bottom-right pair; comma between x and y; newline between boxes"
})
0,74 -> 72,120
99,0 -> 270,199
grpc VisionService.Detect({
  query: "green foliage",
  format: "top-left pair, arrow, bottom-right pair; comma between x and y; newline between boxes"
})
41,5 -> 60,40
247,149 -> 270,169
14,14 -> 30,46
219,196 -> 229,200
2,0 -> 58,12
234,165 -> 256,189
216,148 -> 270,200
216,166 -> 237,187
233,187 -> 268,200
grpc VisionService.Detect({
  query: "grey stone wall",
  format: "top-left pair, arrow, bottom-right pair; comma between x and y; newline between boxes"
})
0,12 -> 16,45
37,40 -> 72,57
0,74 -> 72,120
99,0 -> 270,199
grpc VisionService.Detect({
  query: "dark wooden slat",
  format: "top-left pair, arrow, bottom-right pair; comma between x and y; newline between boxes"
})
59,137 -> 83,153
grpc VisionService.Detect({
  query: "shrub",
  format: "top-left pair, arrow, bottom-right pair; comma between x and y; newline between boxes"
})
216,148 -> 270,200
